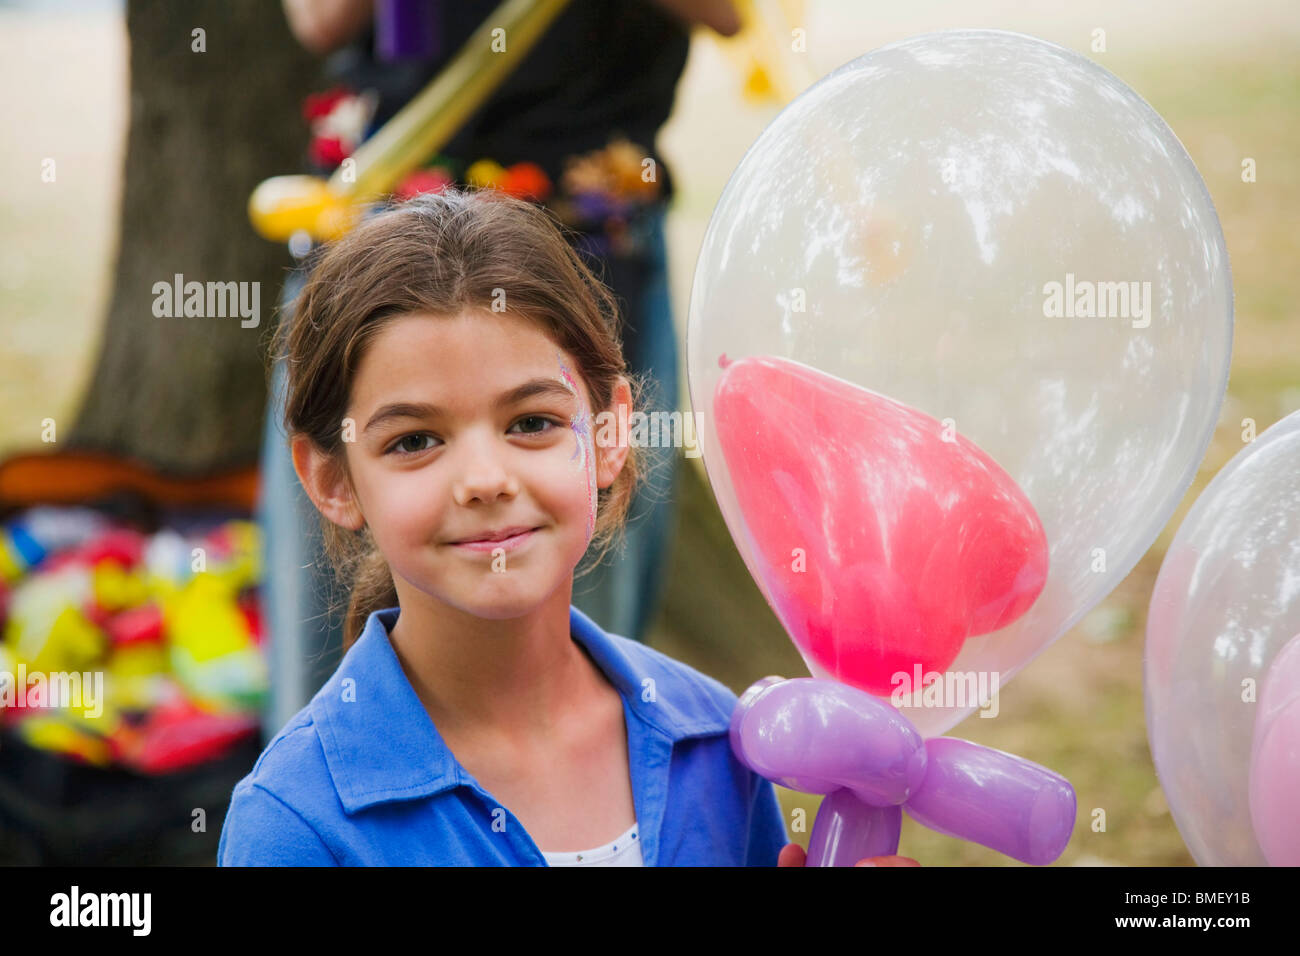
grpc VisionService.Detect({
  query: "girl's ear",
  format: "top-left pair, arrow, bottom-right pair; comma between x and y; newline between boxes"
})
291,434 -> 366,531
594,377 -> 633,490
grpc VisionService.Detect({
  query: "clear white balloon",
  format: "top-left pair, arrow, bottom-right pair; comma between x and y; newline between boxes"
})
1147,410 -> 1300,866
687,29 -> 1233,735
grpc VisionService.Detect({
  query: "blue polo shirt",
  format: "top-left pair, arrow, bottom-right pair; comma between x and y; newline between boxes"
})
218,605 -> 788,866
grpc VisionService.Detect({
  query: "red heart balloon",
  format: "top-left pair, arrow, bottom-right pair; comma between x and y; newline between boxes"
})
713,355 -> 1048,696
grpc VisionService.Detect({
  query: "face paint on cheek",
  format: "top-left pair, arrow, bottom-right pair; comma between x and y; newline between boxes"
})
557,354 -> 598,542
572,410 -> 598,542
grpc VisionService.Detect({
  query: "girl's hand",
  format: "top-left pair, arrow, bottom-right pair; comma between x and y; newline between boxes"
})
650,0 -> 742,36
777,843 -> 920,867
283,0 -> 375,55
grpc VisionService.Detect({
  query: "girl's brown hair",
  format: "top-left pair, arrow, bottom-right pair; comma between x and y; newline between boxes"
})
270,187 -> 647,652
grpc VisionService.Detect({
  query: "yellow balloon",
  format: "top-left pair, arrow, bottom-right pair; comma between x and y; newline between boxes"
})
465,159 -> 508,189
248,175 -> 359,242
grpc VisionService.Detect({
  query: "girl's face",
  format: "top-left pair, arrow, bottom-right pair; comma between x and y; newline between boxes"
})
299,310 -> 629,621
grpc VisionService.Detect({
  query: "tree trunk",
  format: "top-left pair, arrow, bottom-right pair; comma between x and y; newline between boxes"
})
68,0 -> 319,475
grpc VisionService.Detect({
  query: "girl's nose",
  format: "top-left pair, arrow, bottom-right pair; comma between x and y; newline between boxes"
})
450,437 -> 520,506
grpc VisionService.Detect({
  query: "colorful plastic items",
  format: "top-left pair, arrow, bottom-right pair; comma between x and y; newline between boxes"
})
0,508 -> 266,771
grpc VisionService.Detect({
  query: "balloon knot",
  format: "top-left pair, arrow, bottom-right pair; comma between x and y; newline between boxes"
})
718,352 -> 731,369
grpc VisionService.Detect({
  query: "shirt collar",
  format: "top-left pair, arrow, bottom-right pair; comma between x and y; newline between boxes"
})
310,604 -> 731,815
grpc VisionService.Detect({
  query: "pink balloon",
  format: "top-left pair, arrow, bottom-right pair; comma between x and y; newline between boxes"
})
1249,631 -> 1300,866
713,354 -> 1048,697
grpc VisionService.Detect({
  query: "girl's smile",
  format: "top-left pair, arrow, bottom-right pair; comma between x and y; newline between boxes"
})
447,526 -> 543,552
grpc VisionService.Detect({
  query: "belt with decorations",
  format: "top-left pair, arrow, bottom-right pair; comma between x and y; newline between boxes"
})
303,84 -> 664,259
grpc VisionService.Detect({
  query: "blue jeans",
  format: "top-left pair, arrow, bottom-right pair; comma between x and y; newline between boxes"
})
257,205 -> 679,735
570,207 -> 679,646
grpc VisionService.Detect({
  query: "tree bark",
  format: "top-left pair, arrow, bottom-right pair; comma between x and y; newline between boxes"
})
68,0 -> 319,475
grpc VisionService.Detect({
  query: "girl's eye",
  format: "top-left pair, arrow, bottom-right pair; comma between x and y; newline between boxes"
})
389,433 -> 439,455
510,415 -> 560,436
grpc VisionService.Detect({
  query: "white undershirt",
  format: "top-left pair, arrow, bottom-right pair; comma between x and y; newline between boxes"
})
541,821 -> 643,867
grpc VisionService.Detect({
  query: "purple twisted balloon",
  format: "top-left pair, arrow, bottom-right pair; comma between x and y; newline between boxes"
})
731,677 -> 1076,866
375,0 -> 440,61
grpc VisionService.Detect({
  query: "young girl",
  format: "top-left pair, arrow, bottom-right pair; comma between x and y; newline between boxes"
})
216,186 -> 790,866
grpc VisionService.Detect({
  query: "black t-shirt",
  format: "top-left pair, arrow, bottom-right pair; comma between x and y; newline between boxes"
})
322,0 -> 691,203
